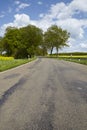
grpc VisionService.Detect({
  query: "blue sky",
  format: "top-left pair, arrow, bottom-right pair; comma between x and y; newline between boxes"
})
0,0 -> 87,52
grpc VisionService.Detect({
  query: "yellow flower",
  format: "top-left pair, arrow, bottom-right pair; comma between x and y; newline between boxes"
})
0,56 -> 14,60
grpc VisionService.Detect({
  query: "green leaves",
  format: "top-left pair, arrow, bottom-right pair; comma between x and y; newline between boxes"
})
0,24 -> 70,58
44,25 -> 70,55
1,25 -> 43,58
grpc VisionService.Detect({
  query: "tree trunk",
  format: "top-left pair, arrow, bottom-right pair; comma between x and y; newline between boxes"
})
56,47 -> 59,57
50,46 -> 53,55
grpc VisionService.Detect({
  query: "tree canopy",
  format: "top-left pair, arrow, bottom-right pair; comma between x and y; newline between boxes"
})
44,25 -> 70,55
0,24 -> 70,58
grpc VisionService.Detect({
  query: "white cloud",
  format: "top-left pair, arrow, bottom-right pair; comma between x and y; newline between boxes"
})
39,13 -> 44,18
80,43 -> 87,48
49,2 -> 71,19
14,14 -> 30,26
55,18 -> 85,39
0,13 -> 38,37
0,0 -> 87,52
0,14 -> 31,36
70,0 -> 87,12
41,0 -> 87,21
37,0 -> 87,52
19,3 -> 30,9
16,3 -> 30,12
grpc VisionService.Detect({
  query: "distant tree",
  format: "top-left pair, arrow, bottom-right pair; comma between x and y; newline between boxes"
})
35,46 -> 47,56
44,29 -> 55,55
44,25 -> 70,55
38,36 -> 48,56
54,26 -> 70,55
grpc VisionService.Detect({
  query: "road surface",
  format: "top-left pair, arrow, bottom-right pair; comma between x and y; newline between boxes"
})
0,58 -> 87,130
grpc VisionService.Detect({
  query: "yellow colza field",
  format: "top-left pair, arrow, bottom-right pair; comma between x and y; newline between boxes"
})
0,56 -> 35,72
0,56 -> 14,60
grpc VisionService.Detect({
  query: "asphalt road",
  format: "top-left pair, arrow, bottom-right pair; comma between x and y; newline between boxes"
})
0,58 -> 87,130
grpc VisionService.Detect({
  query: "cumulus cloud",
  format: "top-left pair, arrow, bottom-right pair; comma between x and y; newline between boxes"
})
14,14 -> 30,26
70,0 -> 87,12
37,0 -> 87,52
55,18 -> 85,39
0,14 -> 31,36
49,2 -> 71,19
0,0 -> 87,52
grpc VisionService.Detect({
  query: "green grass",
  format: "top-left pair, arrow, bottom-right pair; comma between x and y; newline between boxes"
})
64,59 -> 87,65
0,57 -> 36,72
58,55 -> 87,65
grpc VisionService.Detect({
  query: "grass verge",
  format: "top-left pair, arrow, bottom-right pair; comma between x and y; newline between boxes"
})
64,59 -> 87,65
0,57 -> 36,72
57,56 -> 87,65
47,55 -> 87,65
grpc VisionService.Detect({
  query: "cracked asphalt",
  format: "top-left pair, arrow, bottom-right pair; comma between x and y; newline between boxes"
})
0,58 -> 87,130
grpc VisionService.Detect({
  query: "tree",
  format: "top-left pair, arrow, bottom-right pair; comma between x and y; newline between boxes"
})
44,25 -> 70,55
2,27 -> 21,57
1,25 -> 43,58
44,29 -> 55,55
1,24 -> 70,58
20,25 -> 43,58
54,26 -> 70,55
